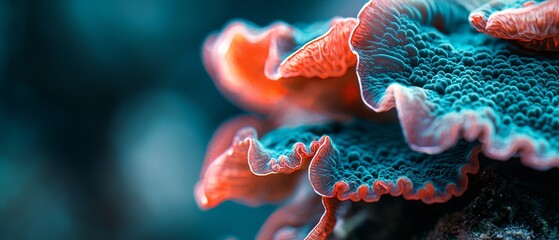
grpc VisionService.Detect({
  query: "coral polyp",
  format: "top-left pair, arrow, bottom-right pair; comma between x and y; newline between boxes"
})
196,0 -> 559,239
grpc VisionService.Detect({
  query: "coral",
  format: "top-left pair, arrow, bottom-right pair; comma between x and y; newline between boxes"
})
198,118 -> 479,207
202,18 -> 367,118
257,182 -> 325,240
351,0 -> 559,170
469,0 -> 559,51
195,115 -> 300,209
307,122 -> 479,204
198,0 -> 559,239
248,120 -> 479,205
276,18 -> 358,79
196,118 -> 479,238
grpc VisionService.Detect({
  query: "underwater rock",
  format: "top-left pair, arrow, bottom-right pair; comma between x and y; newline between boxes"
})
427,164 -> 559,240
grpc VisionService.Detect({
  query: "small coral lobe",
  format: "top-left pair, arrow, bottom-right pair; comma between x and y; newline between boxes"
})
248,120 -> 329,176
277,18 -> 358,79
203,22 -> 290,115
352,0 -> 559,170
203,18 -> 367,118
469,0 -> 559,51
195,115 -> 300,209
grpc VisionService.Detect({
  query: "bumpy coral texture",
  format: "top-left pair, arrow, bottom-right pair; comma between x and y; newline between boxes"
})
197,117 -> 479,238
469,0 -> 559,51
249,120 -> 479,204
306,121 -> 479,204
198,0 -> 559,239
352,0 -> 559,170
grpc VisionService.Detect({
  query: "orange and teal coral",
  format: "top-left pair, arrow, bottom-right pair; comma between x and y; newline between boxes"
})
195,0 -> 559,239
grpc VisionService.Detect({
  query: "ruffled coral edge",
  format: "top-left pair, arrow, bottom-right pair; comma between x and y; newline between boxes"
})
248,135 -> 326,176
361,83 -> 559,170
195,115 -> 301,210
203,18 -> 378,120
308,136 -> 481,204
198,115 -> 480,238
270,17 -> 358,80
247,126 -> 480,204
349,0 -> 559,171
248,123 -> 480,205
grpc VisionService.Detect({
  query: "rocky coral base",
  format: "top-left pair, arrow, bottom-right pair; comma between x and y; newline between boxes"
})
332,157 -> 559,239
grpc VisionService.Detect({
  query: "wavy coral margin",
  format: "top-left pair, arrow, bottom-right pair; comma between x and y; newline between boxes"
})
248,136 -> 326,176
245,119 -> 479,239
195,115 -> 300,210
349,0 -> 559,170
308,137 -> 481,204
247,123 -> 480,204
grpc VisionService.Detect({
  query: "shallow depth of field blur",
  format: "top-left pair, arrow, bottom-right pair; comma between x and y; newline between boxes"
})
0,0 -> 367,239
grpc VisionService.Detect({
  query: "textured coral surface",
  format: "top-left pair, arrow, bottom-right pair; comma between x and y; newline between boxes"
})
198,119 -> 479,207
352,0 -> 559,170
469,0 -> 559,51
203,18 -> 365,118
198,0 -> 559,239
277,18 -> 358,79
248,120 -> 479,204
303,121 -> 478,204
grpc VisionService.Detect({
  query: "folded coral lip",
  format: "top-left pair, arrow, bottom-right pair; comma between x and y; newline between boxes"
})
202,21 -> 292,115
201,20 -> 291,114
194,115 -> 299,210
269,17 -> 358,80
305,197 -> 340,240
477,0 -> 559,41
248,136 -> 325,177
202,18 -> 374,119
469,0 -> 559,51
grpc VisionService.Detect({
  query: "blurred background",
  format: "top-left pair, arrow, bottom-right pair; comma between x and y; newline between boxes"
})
0,0 -> 363,239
